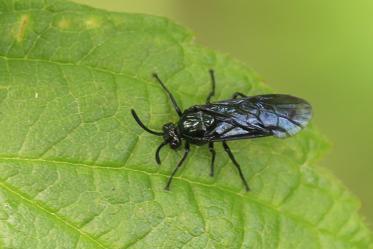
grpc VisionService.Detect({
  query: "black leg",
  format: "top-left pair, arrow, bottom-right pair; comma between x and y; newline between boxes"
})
165,142 -> 190,190
222,141 -> 250,191
153,73 -> 183,116
208,142 -> 216,176
206,69 -> 216,103
232,92 -> 247,99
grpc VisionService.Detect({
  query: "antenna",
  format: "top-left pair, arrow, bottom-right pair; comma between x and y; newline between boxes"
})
155,141 -> 168,165
131,109 -> 163,136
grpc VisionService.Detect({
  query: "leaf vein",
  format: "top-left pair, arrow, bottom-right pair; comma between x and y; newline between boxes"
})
0,179 -> 108,249
0,155 -> 356,244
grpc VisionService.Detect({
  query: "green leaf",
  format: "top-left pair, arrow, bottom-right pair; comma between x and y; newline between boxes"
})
0,0 -> 371,248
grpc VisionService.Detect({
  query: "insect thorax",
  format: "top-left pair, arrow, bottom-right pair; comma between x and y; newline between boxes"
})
178,109 -> 216,144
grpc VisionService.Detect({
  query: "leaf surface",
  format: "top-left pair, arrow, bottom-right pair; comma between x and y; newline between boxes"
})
0,0 -> 372,248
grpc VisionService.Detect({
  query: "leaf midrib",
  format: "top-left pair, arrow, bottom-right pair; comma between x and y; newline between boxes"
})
0,155 -> 350,245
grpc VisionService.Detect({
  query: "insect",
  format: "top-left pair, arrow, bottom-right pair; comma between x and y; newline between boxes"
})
131,70 -> 312,191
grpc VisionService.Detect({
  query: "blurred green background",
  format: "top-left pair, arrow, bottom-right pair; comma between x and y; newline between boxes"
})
73,0 -> 373,225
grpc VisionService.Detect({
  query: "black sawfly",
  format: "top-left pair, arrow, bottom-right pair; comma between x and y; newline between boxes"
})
131,70 -> 312,191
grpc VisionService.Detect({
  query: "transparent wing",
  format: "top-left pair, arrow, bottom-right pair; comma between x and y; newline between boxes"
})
199,94 -> 312,140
